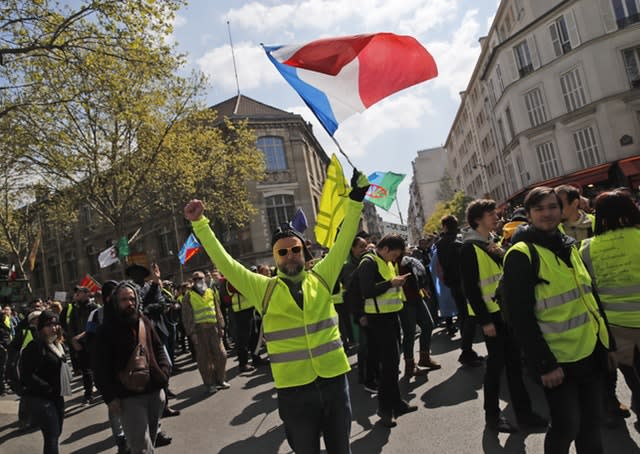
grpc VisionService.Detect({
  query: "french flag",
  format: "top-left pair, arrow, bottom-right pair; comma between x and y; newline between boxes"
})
264,33 -> 438,136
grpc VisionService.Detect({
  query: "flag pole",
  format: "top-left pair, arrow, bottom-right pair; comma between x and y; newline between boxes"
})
395,196 -> 404,225
330,136 -> 357,170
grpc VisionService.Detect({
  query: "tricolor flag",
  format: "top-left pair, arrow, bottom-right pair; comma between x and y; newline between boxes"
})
290,208 -> 308,233
179,233 -> 201,265
365,171 -> 406,211
314,154 -> 349,248
263,33 -> 438,136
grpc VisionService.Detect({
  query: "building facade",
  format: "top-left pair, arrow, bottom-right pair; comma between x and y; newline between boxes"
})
407,147 -> 448,244
446,0 -> 640,211
31,95 -> 332,297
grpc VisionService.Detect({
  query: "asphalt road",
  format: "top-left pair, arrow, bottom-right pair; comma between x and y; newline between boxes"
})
1,328 -> 639,453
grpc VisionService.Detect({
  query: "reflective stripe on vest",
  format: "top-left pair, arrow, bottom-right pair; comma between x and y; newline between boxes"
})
468,244 -> 501,317
506,241 -> 609,363
189,289 -> 217,324
580,228 -> 640,328
262,273 -> 350,388
364,253 -> 403,314
66,304 -> 73,326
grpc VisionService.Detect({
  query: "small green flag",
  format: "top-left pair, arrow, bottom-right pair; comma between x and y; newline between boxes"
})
365,171 -> 406,211
117,236 -> 129,258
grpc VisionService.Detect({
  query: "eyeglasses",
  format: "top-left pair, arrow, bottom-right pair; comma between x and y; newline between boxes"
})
276,246 -> 303,257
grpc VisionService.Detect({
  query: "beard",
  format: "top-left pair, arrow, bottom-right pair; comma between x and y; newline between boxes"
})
279,261 -> 304,276
119,306 -> 138,325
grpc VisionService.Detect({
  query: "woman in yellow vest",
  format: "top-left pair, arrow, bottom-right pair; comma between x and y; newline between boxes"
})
503,187 -> 610,454
580,190 -> 640,429
356,234 -> 413,428
183,170 -> 369,454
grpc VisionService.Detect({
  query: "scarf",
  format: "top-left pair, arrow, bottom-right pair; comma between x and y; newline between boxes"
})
47,341 -> 73,396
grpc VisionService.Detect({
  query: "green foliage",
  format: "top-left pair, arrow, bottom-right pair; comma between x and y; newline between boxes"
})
423,191 -> 473,235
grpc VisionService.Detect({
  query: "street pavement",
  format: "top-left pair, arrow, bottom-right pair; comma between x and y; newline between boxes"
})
1,328 -> 640,453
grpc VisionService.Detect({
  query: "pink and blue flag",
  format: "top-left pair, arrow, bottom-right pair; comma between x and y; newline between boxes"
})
178,233 -> 201,265
263,33 -> 438,136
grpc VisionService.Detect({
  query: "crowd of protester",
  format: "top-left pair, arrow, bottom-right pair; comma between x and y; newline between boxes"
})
1,181 -> 639,454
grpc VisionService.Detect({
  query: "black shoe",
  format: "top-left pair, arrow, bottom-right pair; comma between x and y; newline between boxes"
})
518,412 -> 548,430
166,389 -> 177,399
377,410 -> 397,428
162,407 -> 181,418
458,350 -> 484,367
252,356 -> 269,366
486,415 -> 518,433
155,431 -> 172,447
393,401 -> 418,417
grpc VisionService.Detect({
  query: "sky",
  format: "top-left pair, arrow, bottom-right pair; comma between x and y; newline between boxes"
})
170,0 -> 501,224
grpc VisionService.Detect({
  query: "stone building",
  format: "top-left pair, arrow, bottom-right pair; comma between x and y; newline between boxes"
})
445,0 -> 640,210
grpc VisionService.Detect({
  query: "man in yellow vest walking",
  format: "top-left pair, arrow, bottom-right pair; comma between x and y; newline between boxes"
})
181,271 -> 228,394
183,170 -> 369,454
503,187 -> 610,454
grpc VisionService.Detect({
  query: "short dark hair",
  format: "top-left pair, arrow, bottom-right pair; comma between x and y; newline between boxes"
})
440,214 -> 458,232
466,199 -> 496,229
524,186 -> 563,213
377,233 -> 406,251
554,185 -> 581,204
351,236 -> 367,248
594,191 -> 640,235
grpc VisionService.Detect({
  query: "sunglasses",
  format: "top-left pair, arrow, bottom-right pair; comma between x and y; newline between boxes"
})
276,246 -> 303,257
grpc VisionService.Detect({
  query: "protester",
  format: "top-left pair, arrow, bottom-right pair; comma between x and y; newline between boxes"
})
503,186 -> 611,454
555,185 -> 595,242
461,199 -> 545,433
181,271 -> 229,393
580,190 -> 640,430
357,234 -> 416,428
19,310 -> 72,454
183,168 -> 369,454
94,281 -> 171,454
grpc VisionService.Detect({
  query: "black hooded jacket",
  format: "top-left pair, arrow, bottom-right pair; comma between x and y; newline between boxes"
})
93,281 -> 170,404
503,225 -> 610,378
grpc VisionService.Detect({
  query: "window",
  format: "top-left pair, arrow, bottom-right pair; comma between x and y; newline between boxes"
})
64,251 -> 76,284
622,46 -> 640,88
560,68 -> 588,111
536,142 -> 561,180
86,246 -> 98,275
497,118 -> 507,147
549,16 -> 572,56
265,195 -> 295,236
496,64 -> 504,91
505,107 -> 516,139
79,205 -> 92,225
573,126 -> 602,168
524,87 -> 548,127
612,0 -> 640,29
257,136 -> 287,172
48,257 -> 59,286
516,155 -> 529,185
513,41 -> 534,78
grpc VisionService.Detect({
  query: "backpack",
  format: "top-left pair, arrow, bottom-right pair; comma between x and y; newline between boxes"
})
342,255 -> 374,313
117,319 -> 150,392
495,241 -> 545,324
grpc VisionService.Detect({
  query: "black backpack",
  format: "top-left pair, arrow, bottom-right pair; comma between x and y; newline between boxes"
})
495,242 -> 545,323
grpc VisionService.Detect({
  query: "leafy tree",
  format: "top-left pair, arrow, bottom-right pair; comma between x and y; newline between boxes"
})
436,172 -> 456,202
423,191 -> 472,235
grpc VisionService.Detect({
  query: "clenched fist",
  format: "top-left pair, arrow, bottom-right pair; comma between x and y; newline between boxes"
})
184,199 -> 205,221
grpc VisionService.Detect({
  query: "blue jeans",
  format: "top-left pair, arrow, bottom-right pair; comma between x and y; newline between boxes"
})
277,374 -> 352,454
29,395 -> 64,454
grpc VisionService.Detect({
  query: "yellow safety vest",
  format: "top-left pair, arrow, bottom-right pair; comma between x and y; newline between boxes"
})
262,274 -> 349,389
468,244 -> 501,317
227,282 -> 250,313
507,242 -> 609,363
3,316 -> 11,341
580,228 -> 640,328
189,288 -> 218,325
21,328 -> 33,351
66,304 -> 74,326
363,253 -> 404,314
331,283 -> 344,305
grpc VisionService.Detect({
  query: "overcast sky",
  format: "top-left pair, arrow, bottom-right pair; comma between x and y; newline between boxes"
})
170,0 -> 501,223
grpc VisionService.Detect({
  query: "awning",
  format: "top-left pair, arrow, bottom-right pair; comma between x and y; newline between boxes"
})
618,155 -> 640,177
533,162 -> 612,189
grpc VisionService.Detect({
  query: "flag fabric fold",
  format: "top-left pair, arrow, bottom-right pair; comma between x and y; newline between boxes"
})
314,154 -> 349,247
290,208 -> 308,233
179,233 -> 201,265
98,245 -> 119,269
28,227 -> 41,272
263,33 -> 438,136
365,171 -> 406,211
8,265 -> 16,281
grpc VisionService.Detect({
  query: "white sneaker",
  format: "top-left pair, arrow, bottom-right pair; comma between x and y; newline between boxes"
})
216,381 -> 231,390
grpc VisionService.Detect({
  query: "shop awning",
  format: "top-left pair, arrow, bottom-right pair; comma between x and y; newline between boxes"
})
533,162 -> 612,189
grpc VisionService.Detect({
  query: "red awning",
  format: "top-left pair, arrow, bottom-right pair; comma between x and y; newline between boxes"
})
533,163 -> 611,189
618,156 -> 640,177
